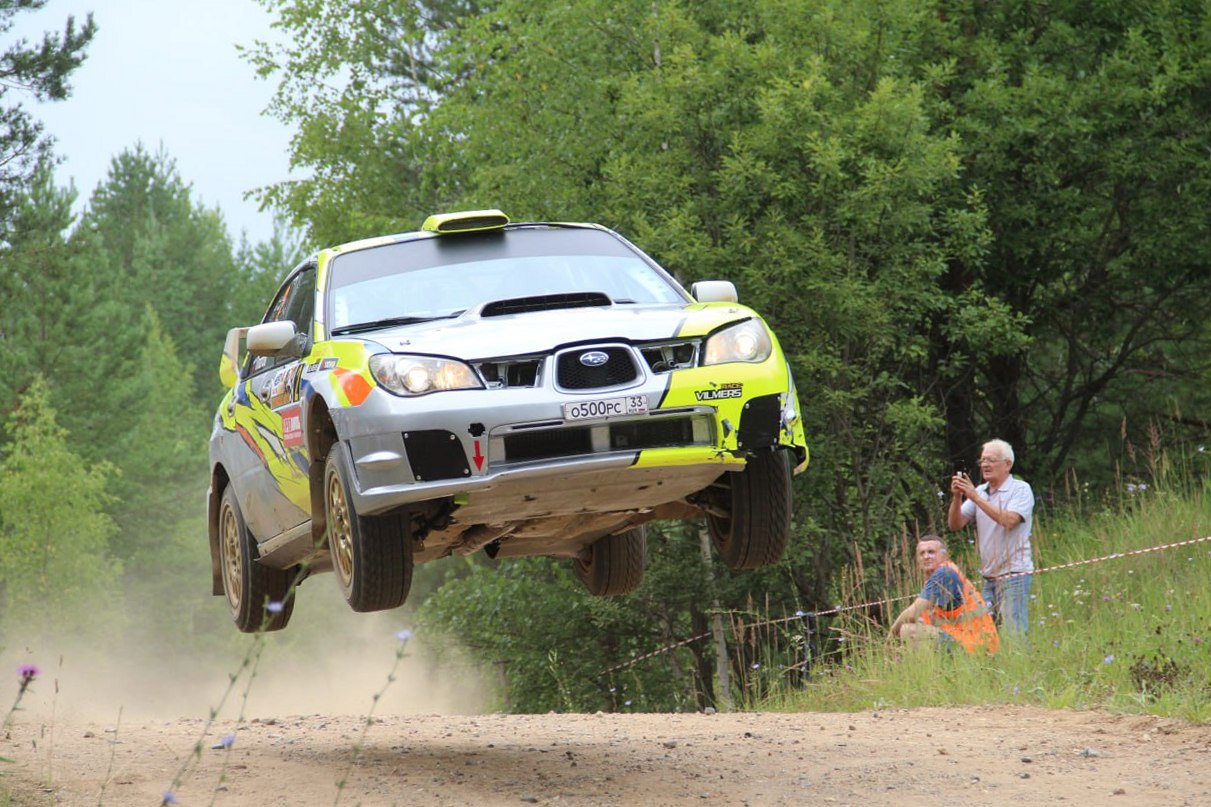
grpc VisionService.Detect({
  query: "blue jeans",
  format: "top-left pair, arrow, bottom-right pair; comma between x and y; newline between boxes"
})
983,574 -> 1032,635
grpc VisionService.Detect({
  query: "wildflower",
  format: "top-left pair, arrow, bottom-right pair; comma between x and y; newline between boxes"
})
396,629 -> 414,642
1198,445 -> 1206,453
624,700 -> 632,707
750,663 -> 760,670
936,490 -> 945,499
1193,637 -> 1203,645
212,733 -> 236,749
1012,686 -> 1020,696
162,792 -> 179,806
1130,603 -> 1142,611
1052,640 -> 1060,649
17,665 -> 39,687
1103,596 -> 1111,602
266,601 -> 284,614
1103,654 -> 1115,665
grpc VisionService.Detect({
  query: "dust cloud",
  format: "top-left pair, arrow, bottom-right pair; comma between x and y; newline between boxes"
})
0,581 -> 492,728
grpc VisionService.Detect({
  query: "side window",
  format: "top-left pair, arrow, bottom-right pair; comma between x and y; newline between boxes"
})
247,265 -> 316,376
283,267 -> 316,336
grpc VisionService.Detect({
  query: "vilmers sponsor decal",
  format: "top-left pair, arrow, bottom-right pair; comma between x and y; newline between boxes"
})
694,383 -> 743,402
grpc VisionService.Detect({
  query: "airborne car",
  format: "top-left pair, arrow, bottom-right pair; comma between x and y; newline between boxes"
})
208,210 -> 809,631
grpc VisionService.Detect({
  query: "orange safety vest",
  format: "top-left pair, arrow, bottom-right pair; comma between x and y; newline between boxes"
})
920,561 -> 1000,654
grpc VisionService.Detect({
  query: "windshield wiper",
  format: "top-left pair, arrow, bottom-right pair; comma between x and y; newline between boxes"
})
331,311 -> 463,336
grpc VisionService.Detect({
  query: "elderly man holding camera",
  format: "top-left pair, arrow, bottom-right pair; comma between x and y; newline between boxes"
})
948,438 -> 1036,636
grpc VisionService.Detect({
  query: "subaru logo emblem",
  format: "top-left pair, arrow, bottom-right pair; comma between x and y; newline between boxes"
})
579,351 -> 609,367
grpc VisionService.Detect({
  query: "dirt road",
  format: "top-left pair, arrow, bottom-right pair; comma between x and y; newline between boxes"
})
4,705 -> 1209,806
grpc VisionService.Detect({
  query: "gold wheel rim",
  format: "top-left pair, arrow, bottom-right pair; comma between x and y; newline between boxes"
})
220,502 -> 243,614
327,471 -> 354,589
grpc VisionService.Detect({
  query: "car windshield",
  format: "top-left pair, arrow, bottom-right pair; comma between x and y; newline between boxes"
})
326,227 -> 686,332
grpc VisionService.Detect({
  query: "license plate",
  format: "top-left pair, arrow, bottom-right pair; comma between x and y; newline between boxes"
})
562,395 -> 648,421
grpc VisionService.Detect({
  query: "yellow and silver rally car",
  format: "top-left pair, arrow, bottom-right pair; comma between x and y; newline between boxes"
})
208,210 -> 808,631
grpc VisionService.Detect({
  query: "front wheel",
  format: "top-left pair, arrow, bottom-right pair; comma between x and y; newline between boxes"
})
706,450 -> 792,570
324,446 -> 413,612
573,526 -> 647,596
218,486 -> 295,632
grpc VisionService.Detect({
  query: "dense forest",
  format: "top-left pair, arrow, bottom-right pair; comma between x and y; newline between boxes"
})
1,0 -> 1209,712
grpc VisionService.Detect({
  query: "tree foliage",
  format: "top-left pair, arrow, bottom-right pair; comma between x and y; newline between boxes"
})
243,0 -> 1211,708
0,0 -> 1206,712
0,376 -> 121,638
0,0 -> 94,236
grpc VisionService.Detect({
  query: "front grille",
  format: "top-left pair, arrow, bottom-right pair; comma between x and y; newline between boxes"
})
609,417 -> 695,450
501,415 -> 704,463
503,428 -> 593,462
556,346 -> 638,389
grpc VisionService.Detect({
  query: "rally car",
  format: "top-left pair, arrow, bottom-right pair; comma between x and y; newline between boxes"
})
208,210 -> 809,631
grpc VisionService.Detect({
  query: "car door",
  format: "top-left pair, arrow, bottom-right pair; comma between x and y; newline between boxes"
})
234,264 -> 317,540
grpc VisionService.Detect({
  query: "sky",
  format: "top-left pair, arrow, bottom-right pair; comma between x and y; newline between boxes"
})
14,0 -> 296,245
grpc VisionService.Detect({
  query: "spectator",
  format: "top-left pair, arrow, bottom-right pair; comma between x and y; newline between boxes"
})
888,535 -> 999,654
948,438 -> 1035,635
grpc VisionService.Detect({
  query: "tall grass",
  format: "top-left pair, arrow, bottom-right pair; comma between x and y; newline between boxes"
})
757,462 -> 1211,723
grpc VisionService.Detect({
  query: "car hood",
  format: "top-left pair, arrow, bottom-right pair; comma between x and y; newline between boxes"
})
350,303 -> 752,359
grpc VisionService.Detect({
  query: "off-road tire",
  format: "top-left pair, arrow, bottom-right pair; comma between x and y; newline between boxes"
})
574,526 -> 647,596
324,446 -> 412,612
707,449 -> 792,570
218,486 -> 295,632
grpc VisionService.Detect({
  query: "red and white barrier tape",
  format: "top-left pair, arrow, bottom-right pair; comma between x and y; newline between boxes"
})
602,534 -> 1211,675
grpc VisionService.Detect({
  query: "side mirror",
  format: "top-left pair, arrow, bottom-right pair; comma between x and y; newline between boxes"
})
690,280 -> 738,303
247,320 -> 302,357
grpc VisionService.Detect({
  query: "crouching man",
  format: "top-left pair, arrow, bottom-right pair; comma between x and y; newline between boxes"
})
889,535 -> 1000,655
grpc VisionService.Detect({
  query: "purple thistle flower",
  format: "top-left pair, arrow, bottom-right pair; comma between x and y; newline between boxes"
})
396,628 -> 414,642
16,664 -> 39,692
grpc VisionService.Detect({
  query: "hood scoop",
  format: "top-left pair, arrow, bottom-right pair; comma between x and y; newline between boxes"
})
481,291 -> 612,317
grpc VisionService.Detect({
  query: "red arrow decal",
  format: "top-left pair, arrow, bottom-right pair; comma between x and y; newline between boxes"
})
473,439 -> 485,470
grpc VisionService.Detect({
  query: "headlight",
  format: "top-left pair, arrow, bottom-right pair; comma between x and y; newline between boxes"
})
702,320 -> 773,365
369,355 -> 483,396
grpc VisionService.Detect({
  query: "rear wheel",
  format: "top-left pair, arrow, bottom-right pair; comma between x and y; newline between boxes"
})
218,486 -> 295,632
574,526 -> 647,596
706,450 -> 792,570
324,446 -> 413,612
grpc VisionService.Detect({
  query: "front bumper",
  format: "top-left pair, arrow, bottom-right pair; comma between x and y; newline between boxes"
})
332,362 -> 801,517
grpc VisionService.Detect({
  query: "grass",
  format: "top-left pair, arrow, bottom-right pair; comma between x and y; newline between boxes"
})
755,471 -> 1211,722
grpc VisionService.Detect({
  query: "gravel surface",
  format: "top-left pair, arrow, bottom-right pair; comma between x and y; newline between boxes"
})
4,705 -> 1210,806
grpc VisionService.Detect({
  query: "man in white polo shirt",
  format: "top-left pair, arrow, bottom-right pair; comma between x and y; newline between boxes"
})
947,438 -> 1035,635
